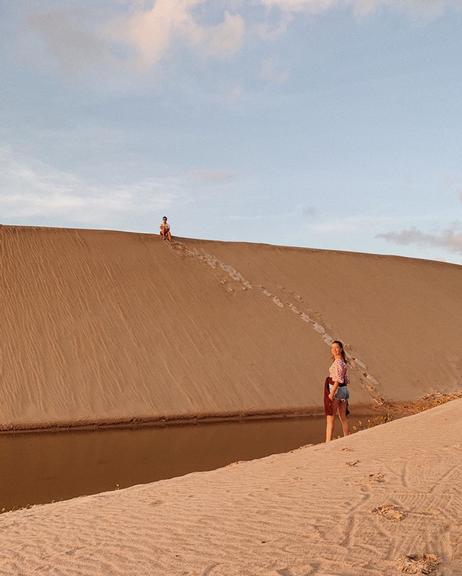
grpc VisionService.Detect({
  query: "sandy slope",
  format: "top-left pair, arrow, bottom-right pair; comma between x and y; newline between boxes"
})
1,225 -> 461,429
1,398 -> 461,575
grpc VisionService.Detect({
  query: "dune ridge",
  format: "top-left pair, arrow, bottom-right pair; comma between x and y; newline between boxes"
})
1,397 -> 461,575
1,225 -> 461,430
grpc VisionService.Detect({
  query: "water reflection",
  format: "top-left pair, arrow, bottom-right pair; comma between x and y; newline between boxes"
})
0,415 -> 364,513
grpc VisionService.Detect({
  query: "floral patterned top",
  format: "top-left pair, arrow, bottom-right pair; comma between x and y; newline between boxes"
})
329,358 -> 349,385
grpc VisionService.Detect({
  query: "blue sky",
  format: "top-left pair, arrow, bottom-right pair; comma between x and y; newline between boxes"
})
1,0 -> 461,263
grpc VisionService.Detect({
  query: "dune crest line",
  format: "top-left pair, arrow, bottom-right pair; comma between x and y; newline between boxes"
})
3,225 -> 459,430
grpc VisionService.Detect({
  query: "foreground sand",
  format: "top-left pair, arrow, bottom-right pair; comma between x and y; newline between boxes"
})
2,225 -> 461,430
1,399 -> 461,575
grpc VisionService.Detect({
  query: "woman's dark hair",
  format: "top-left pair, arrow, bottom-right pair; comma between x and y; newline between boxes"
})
332,340 -> 347,363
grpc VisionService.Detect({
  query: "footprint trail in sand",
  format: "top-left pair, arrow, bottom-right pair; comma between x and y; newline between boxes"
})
168,240 -> 384,406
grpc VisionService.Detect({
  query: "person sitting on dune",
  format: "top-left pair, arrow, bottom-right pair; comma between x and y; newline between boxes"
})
160,216 -> 172,241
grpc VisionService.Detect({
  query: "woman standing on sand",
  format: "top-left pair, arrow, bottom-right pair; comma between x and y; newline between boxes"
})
324,340 -> 350,442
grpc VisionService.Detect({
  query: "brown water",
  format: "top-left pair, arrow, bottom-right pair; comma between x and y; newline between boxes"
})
0,415 -> 367,513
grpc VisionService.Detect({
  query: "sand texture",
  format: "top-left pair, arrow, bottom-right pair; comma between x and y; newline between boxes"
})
1,225 -> 461,430
1,397 -> 461,575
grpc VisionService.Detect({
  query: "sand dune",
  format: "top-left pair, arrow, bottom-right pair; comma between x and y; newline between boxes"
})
1,225 -> 461,430
1,397 -> 461,575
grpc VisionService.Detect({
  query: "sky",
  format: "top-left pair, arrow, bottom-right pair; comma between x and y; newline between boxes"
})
1,0 -> 461,264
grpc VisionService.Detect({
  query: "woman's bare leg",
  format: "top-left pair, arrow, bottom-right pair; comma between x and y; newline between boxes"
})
338,401 -> 350,437
325,398 -> 340,442
325,415 -> 335,442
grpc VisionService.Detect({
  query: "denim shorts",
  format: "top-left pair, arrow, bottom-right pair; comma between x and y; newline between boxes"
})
329,383 -> 349,402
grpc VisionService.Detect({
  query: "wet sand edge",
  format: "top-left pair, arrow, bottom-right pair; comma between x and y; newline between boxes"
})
2,392 -> 460,435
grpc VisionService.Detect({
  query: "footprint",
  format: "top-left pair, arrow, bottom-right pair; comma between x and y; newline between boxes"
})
275,564 -> 317,575
173,242 -> 385,406
201,563 -> 221,576
397,553 -> 440,574
272,296 -> 284,308
372,504 -> 406,521
346,459 -> 360,467
368,472 -> 385,483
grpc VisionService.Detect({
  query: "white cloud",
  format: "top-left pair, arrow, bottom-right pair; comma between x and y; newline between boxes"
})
377,224 -> 462,255
261,0 -> 338,14
0,147 -> 180,226
21,1 -> 244,73
19,0 -> 460,75
108,1 -> 244,69
109,0 -> 199,68
204,11 -> 245,58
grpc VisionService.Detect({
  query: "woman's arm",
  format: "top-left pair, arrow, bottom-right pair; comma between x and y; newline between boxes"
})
329,381 -> 339,400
